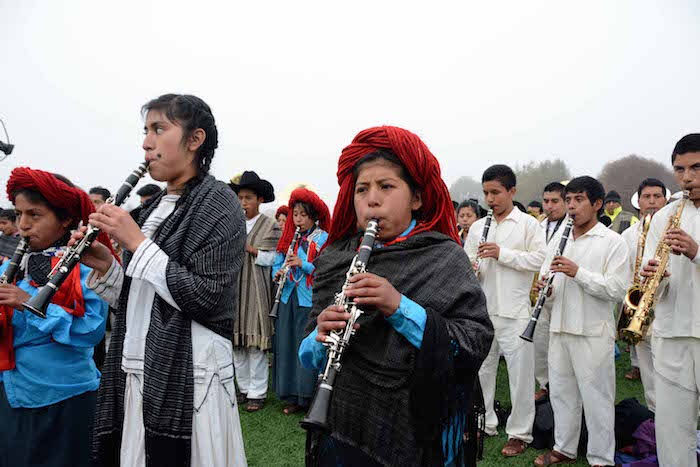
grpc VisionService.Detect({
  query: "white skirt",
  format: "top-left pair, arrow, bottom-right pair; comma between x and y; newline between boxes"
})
120,328 -> 247,467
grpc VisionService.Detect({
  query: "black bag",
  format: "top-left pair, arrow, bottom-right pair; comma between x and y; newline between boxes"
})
614,398 -> 653,450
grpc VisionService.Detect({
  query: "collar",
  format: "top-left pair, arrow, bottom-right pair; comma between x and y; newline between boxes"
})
245,213 -> 262,227
498,206 -> 522,224
574,221 -> 608,240
604,205 -> 623,221
375,219 -> 416,248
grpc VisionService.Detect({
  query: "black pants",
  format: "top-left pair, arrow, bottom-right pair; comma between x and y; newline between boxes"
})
0,383 -> 97,467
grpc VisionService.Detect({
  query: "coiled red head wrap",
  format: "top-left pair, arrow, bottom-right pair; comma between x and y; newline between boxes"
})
327,125 -> 459,245
276,188 -> 331,254
7,167 -> 119,260
275,205 -> 289,219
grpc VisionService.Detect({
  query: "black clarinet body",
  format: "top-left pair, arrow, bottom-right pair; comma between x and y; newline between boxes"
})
521,217 -> 574,342
0,238 -> 30,336
23,162 -> 150,318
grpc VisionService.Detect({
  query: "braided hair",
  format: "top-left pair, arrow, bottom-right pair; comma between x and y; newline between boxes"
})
141,94 -> 218,175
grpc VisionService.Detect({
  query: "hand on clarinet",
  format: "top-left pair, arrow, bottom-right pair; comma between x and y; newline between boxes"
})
274,269 -> 284,282
343,272 -> 402,318
68,226 -> 114,277
477,242 -> 500,260
641,259 -> 671,278
550,255 -> 578,278
0,284 -> 31,310
88,204 -> 146,253
535,277 -> 552,297
284,253 -> 303,269
316,304 -> 359,342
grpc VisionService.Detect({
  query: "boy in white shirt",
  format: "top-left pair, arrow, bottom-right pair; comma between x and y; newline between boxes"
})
465,164 -> 546,457
534,176 -> 629,467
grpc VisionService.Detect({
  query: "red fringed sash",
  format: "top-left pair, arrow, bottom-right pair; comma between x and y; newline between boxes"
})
0,306 -> 15,371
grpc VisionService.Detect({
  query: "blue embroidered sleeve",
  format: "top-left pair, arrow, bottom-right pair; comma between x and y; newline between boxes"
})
386,295 -> 427,349
299,327 -> 326,369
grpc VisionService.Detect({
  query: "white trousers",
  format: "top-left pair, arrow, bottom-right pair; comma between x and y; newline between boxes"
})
120,373 -> 247,467
635,337 -> 655,412
233,348 -> 269,399
533,307 -> 550,388
478,316 -> 535,443
549,333 -> 615,466
653,336 -> 700,467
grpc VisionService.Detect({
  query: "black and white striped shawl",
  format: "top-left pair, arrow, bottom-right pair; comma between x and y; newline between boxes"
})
92,175 -> 246,467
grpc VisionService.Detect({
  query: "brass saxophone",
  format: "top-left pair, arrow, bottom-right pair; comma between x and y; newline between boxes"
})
616,210 -> 653,341
620,191 -> 690,345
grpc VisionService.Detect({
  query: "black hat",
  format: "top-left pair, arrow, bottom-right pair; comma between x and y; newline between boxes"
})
229,171 -> 275,203
136,184 -> 162,197
604,190 -> 621,204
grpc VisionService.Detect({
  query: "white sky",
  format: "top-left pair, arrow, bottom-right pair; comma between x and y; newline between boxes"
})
1,0 -> 699,212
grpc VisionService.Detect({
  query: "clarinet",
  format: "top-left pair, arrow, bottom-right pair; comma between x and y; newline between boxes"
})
0,237 -> 30,336
520,217 -> 574,342
23,162 -> 150,318
269,226 -> 301,319
300,218 -> 380,432
473,209 -> 494,278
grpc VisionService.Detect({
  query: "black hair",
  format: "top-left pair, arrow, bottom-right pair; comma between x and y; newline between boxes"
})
528,201 -> 543,210
353,148 -> 419,195
136,184 -> 162,197
457,200 -> 483,218
543,182 -> 566,199
141,94 -> 218,175
482,164 -> 516,190
291,201 -> 319,222
637,178 -> 666,197
89,186 -> 111,201
514,201 -> 527,213
672,133 -> 700,164
11,173 -> 78,229
0,209 -> 16,222
565,176 -> 605,215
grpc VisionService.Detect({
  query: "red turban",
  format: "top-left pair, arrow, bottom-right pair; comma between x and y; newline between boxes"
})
327,126 -> 459,245
275,205 -> 289,219
276,188 -> 331,254
7,167 -> 119,260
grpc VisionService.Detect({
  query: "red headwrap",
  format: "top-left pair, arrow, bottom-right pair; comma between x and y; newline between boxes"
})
6,167 -> 119,260
276,188 -> 331,254
275,205 -> 289,219
327,126 -> 460,245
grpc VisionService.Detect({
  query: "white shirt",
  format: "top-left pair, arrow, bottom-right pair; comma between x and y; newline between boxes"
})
465,207 -> 546,319
543,222 -> 630,338
246,213 -> 276,267
87,194 -> 231,379
641,199 -> 700,339
541,215 -> 569,245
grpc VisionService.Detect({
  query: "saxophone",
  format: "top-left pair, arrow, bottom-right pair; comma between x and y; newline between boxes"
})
620,191 -> 690,345
616,210 -> 653,341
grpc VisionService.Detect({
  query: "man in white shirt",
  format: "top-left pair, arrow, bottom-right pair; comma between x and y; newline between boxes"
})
534,182 -> 569,400
619,178 -> 668,413
465,164 -> 546,458
641,134 -> 700,467
534,176 -> 629,467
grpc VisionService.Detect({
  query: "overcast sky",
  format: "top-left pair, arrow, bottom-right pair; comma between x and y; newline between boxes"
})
1,0 -> 699,212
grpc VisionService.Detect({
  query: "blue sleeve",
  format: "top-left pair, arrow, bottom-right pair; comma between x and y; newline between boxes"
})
272,252 -> 284,279
299,327 -> 327,369
301,260 -> 315,276
386,295 -> 427,349
23,265 -> 108,348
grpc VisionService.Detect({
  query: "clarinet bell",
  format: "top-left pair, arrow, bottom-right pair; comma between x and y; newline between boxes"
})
23,286 -> 52,319
269,301 -> 280,320
299,383 -> 332,432
520,319 -> 536,342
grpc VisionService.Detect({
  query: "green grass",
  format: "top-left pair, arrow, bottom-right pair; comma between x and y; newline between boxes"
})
239,349 -> 644,466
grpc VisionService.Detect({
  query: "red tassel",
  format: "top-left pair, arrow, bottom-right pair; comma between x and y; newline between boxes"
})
0,307 -> 15,371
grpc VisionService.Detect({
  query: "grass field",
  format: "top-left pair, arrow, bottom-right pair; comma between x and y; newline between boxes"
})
238,350 -> 644,467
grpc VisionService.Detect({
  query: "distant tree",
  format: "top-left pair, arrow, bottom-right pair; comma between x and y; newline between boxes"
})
450,176 -> 484,204
514,159 -> 572,206
598,155 -> 680,213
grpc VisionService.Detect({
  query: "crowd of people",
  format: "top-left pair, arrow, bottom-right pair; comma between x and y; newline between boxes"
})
0,93 -> 698,467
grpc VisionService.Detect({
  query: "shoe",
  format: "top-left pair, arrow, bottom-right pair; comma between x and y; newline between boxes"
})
501,438 -> 528,457
245,398 -> 265,412
625,367 -> 641,381
236,392 -> 247,405
534,450 -> 576,466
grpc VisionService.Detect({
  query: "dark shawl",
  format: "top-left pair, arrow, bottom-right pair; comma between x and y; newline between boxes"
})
305,231 -> 493,466
92,175 -> 246,467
